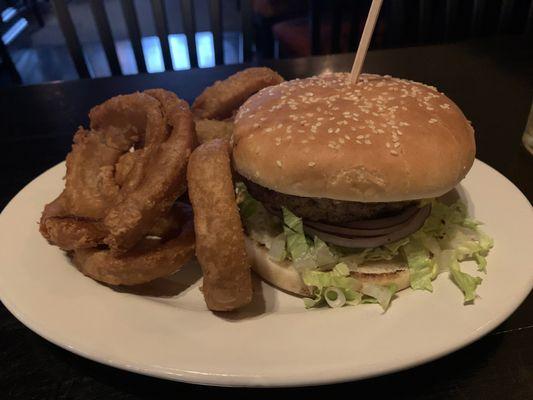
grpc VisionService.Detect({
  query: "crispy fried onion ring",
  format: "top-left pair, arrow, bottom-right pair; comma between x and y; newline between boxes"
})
192,67 -> 284,120
187,139 -> 252,311
71,203 -> 195,286
40,89 -> 194,253
194,118 -> 234,144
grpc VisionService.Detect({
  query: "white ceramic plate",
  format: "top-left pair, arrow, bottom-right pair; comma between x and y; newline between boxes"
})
0,159 -> 531,387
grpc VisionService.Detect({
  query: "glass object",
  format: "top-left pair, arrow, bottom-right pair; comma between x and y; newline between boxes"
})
522,102 -> 533,155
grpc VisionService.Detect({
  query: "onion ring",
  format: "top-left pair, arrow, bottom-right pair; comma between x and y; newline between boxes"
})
192,67 -> 284,120
40,194 -> 190,251
187,139 -> 252,311
40,194 -> 106,250
194,118 -> 234,144
101,89 -> 195,252
72,203 -> 195,286
40,89 -> 194,253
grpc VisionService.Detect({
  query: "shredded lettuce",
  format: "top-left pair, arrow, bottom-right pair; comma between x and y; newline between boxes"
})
236,182 -> 494,309
282,207 -> 311,261
235,182 -> 281,249
302,263 -> 362,308
360,283 -> 397,311
402,238 -> 437,292
362,237 -> 410,261
281,207 -> 339,270
414,200 -> 493,303
268,233 -> 287,262
439,249 -> 482,302
236,182 -> 258,219
314,236 -> 338,266
302,263 -> 395,310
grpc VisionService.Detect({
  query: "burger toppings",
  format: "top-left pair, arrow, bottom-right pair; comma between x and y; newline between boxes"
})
243,177 -> 433,248
302,204 -> 431,248
236,183 -> 493,310
302,263 -> 397,310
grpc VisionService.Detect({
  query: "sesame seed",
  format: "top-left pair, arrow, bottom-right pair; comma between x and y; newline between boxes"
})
276,160 -> 282,167
390,150 -> 399,156
364,140 -> 371,144
429,118 -> 438,124
385,142 -> 391,148
308,162 -> 316,167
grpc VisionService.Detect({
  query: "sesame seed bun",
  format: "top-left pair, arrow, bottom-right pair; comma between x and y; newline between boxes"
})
233,73 -> 475,202
244,237 -> 410,296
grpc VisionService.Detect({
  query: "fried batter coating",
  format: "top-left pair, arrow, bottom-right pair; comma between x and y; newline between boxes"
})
73,203 -> 195,286
187,139 -> 252,311
194,118 -> 234,144
41,90 -> 195,254
40,193 -> 189,251
192,67 -> 284,120
40,195 -> 107,250
103,89 -> 195,252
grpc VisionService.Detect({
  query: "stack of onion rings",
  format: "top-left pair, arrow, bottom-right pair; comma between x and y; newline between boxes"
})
40,89 -> 196,285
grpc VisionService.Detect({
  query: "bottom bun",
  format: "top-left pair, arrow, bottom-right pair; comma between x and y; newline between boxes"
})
244,237 -> 410,297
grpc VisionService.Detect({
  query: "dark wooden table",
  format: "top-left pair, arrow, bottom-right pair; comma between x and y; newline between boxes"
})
1,36 -> 532,399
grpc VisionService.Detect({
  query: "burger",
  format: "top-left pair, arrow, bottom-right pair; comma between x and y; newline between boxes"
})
232,73 -> 492,310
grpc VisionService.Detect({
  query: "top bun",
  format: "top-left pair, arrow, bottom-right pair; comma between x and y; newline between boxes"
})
232,73 -> 475,202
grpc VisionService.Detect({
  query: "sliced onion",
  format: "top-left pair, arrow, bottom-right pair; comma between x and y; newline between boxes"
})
304,205 -> 431,237
303,219 -> 393,237
304,205 -> 431,248
341,204 -> 420,229
324,287 -> 346,308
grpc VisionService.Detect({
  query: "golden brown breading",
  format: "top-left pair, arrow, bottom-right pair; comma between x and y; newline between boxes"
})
187,139 -> 252,311
102,89 -> 195,253
194,118 -> 234,144
40,89 -> 195,255
192,67 -> 284,120
73,203 -> 195,286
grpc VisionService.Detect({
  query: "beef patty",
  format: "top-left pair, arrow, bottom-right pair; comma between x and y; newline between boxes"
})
241,178 -> 415,223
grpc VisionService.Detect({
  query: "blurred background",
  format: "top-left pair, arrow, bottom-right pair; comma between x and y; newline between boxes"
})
1,0 -> 532,87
